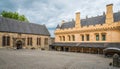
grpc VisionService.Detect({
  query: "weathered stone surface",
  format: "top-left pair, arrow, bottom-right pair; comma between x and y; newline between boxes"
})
0,49 -> 119,69
0,32 -> 50,50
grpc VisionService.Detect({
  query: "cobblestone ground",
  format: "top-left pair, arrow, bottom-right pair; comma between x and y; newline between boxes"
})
0,49 -> 119,69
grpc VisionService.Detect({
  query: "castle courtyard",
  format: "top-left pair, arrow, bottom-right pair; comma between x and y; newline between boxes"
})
0,49 -> 119,69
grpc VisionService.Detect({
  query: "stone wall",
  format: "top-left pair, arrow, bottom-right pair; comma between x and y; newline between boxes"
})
0,32 -> 50,50
55,29 -> 120,42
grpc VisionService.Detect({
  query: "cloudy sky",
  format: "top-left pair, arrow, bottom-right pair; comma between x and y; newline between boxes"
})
0,0 -> 120,36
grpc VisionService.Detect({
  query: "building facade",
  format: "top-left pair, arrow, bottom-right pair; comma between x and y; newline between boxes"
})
0,17 -> 50,50
51,4 -> 120,54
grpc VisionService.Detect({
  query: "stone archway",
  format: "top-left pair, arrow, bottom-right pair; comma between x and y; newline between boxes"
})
13,38 -> 25,49
16,40 -> 23,49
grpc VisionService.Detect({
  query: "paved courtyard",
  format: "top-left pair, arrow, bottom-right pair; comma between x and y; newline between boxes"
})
0,49 -> 119,69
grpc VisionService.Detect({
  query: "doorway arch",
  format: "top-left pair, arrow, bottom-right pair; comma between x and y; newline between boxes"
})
16,40 -> 23,49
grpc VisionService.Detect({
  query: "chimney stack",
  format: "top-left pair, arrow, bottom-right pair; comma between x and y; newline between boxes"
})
105,4 -> 114,24
60,20 -> 65,27
75,12 -> 81,28
62,20 -> 65,24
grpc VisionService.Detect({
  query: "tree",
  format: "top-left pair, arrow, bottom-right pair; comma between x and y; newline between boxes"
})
0,11 -> 29,22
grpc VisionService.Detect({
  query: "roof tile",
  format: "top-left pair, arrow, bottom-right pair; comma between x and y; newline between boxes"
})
0,17 -> 50,36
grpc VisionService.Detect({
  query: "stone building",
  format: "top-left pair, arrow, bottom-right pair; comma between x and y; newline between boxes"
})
50,37 -> 55,45
51,4 -> 120,54
0,17 -> 50,50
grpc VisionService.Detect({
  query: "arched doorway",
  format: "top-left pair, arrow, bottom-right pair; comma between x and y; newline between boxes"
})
16,40 -> 23,49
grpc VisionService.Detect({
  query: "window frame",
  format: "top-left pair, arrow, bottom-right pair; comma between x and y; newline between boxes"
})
2,36 -> 10,46
86,34 -> 90,41
82,35 -> 84,41
102,34 -> 106,41
96,34 -> 99,41
72,35 -> 75,41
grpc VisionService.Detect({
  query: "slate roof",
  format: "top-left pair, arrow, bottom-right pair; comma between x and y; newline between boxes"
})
57,12 -> 120,29
0,17 -> 50,36
51,42 -> 120,48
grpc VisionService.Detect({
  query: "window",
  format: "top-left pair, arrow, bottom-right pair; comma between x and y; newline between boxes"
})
2,36 -> 10,46
27,37 -> 32,46
96,34 -> 99,41
27,38 -> 29,45
39,38 -> 41,45
44,38 -> 48,45
2,36 -> 6,46
86,34 -> 89,41
102,34 -> 106,41
7,36 -> 10,46
68,35 -> 71,41
72,35 -> 75,41
37,38 -> 41,45
30,38 -> 32,46
82,35 -> 84,41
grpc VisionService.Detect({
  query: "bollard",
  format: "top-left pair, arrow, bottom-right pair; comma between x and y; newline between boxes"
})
113,54 -> 119,67
118,58 -> 120,67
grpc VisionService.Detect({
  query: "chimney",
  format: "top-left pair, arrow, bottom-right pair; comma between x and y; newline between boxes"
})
105,4 -> 114,24
62,20 -> 65,24
75,12 -> 81,28
60,20 -> 65,27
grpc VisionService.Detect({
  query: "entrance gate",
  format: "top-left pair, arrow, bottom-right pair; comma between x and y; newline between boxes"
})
16,40 -> 23,49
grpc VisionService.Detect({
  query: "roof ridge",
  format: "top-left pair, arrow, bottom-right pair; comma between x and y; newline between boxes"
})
0,16 -> 44,26
0,16 -> 50,36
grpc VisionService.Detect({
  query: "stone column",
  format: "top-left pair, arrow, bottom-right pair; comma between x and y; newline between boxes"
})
10,35 -> 13,48
63,47 -> 66,51
89,48 -> 91,53
55,46 -> 57,51
99,33 -> 102,41
81,48 -> 83,53
98,48 -> 99,54
84,34 -> 86,41
68,47 -> 70,52
66,35 -> 68,42
41,37 -> 44,49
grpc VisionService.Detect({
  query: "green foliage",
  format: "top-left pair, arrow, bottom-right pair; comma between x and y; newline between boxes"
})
0,10 -> 29,22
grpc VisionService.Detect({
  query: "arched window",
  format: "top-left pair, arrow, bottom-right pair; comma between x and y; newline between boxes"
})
72,35 -> 75,41
81,35 -> 84,41
68,35 -> 71,41
63,36 -> 65,41
86,34 -> 90,41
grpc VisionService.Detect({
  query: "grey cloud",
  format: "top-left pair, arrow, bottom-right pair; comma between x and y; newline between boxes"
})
0,0 -> 120,36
